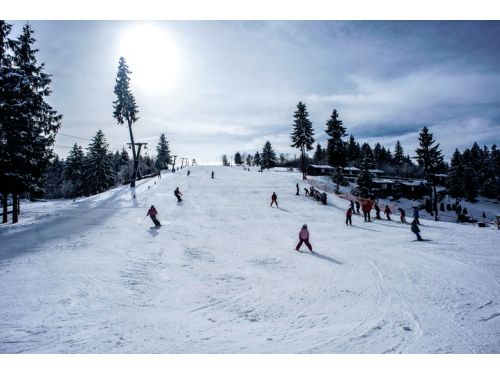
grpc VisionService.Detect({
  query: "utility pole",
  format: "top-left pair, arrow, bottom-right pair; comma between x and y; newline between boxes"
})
127,142 -> 148,181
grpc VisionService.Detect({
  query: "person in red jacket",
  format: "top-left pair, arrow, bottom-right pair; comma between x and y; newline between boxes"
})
346,207 -> 353,226
270,192 -> 278,207
295,224 -> 313,252
147,205 -> 161,228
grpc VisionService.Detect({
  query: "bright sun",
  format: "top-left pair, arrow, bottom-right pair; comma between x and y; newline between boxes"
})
118,25 -> 179,94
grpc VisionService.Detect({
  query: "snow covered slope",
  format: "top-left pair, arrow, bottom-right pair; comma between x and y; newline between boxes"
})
0,166 -> 499,353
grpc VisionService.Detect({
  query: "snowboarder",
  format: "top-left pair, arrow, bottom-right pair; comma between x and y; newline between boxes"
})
411,218 -> 423,241
270,192 -> 278,207
384,205 -> 392,220
374,201 -> 381,219
295,224 -> 313,252
296,183 -> 300,195
398,208 -> 406,223
174,187 -> 183,202
355,200 -> 360,214
211,171 -> 214,179
413,207 -> 420,224
146,205 -> 161,228
346,207 -> 353,226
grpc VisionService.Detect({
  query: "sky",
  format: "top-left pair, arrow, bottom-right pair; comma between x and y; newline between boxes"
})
7,20 -> 500,164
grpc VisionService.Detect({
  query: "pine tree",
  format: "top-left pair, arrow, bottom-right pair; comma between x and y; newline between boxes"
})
290,101 -> 315,179
234,151 -> 243,165
360,143 -> 374,165
357,158 -> 373,198
313,144 -> 325,164
324,109 -> 347,170
394,140 -> 404,172
222,154 -> 229,166
346,135 -> 360,165
415,127 -> 444,220
82,130 -> 116,195
113,57 -> 139,187
0,23 -> 62,222
155,133 -> 171,170
246,154 -> 253,166
446,149 -> 465,199
63,143 -> 85,199
261,141 -> 277,170
42,155 -> 65,199
254,151 -> 261,166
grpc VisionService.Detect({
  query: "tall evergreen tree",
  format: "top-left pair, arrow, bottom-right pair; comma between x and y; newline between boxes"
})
324,109 -> 347,169
261,141 -> 277,170
393,140 -> 404,171
313,143 -> 325,164
63,143 -> 85,199
246,154 -> 253,166
113,57 -> 139,187
222,154 -> 229,166
290,101 -> 315,179
446,149 -> 465,199
82,130 -> 116,195
234,151 -> 243,165
359,143 -> 374,165
346,135 -> 360,165
253,151 -> 261,166
415,127 -> 444,220
357,158 -> 373,198
155,133 -> 171,170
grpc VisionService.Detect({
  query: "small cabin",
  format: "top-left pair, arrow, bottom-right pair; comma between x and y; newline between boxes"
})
371,178 -> 395,197
307,164 -> 336,176
396,180 -> 428,199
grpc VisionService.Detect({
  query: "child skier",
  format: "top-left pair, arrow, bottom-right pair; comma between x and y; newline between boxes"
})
346,207 -> 353,226
374,201 -> 381,219
411,218 -> 423,241
398,208 -> 406,223
270,192 -> 278,207
295,224 -> 313,252
146,205 -> 161,228
384,205 -> 392,220
174,187 -> 183,202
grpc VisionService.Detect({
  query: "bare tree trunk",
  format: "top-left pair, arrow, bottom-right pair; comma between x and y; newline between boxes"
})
2,193 -> 7,223
12,193 -> 18,223
127,121 -> 137,188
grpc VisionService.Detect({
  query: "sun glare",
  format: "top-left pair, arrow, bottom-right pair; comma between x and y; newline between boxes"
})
118,25 -> 179,94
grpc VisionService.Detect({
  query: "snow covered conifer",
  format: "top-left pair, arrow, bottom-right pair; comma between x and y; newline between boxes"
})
113,57 -> 139,187
261,141 -> 277,170
234,151 -> 243,165
357,158 -> 373,197
253,151 -> 261,166
82,130 -> 116,195
155,133 -> 171,170
324,109 -> 347,172
290,101 -> 315,179
63,143 -> 85,199
415,127 -> 444,220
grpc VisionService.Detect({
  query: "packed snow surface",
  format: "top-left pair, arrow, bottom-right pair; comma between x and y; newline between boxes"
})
1,166 -> 499,353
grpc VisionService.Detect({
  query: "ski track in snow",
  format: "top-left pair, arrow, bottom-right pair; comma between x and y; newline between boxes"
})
0,166 -> 499,353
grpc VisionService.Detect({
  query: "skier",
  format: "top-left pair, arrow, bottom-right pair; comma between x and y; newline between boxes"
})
350,200 -> 355,213
384,205 -> 392,220
413,207 -> 420,224
362,199 -> 372,222
187,170 -> 191,176
346,207 -> 353,226
398,208 -> 407,223
411,218 -> 423,241
321,192 -> 327,205
146,205 -> 161,228
295,224 -> 313,252
211,171 -> 214,179
355,200 -> 361,215
174,187 -> 183,202
374,201 -> 381,219
304,188 -> 309,196
296,183 -> 300,195
270,192 -> 278,207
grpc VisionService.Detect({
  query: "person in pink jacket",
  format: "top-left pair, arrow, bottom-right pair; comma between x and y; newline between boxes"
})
295,224 -> 313,252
